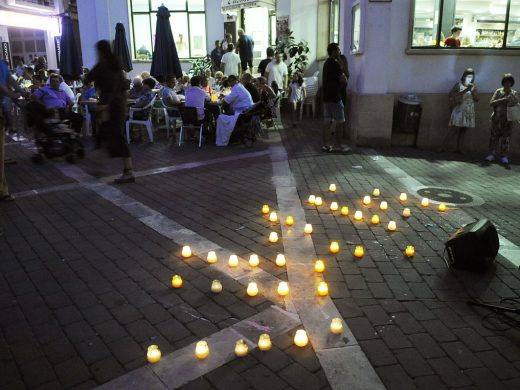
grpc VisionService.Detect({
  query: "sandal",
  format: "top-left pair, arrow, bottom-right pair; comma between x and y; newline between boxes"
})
114,170 -> 135,184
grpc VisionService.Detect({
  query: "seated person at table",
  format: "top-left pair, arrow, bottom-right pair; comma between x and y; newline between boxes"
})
29,76 -> 42,93
216,75 -> 253,146
31,74 -> 83,132
204,69 -> 216,89
161,74 -> 184,106
185,75 -> 210,122
219,78 -> 232,97
128,76 -> 144,99
19,66 -> 34,90
240,73 -> 260,103
201,76 -> 213,97
81,82 -> 97,100
45,70 -> 75,101
176,75 -> 190,95
214,71 -> 224,89
130,78 -> 156,120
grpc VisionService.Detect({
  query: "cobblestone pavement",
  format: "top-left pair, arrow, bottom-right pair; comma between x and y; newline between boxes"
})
1,117 -> 519,389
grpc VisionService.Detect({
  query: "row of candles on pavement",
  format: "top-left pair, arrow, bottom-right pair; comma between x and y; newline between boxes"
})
147,318 -> 343,363
156,245 -> 347,364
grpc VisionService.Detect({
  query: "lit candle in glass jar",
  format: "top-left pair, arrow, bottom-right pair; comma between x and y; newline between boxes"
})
371,214 -> 380,225
387,221 -> 397,231
363,195 -> 371,205
329,183 -> 337,192
258,334 -> 272,351
211,280 -> 223,293
380,201 -> 388,211
235,339 -> 249,357
262,204 -> 270,214
314,197 -> 323,206
314,260 -> 325,273
228,254 -> 239,267
294,329 -> 309,347
330,202 -> 338,211
249,254 -> 259,267
171,275 -> 183,288
308,195 -> 316,204
330,241 -> 340,254
317,281 -> 329,296
195,340 -> 209,360
438,203 -> 446,212
275,254 -> 286,267
330,318 -> 343,334
285,215 -> 294,226
421,198 -> 429,207
402,208 -> 411,217
277,281 -> 289,296
373,188 -> 381,197
269,211 -> 278,222
247,282 -> 258,296
354,246 -> 364,258
269,232 -> 279,243
405,245 -> 415,257
354,210 -> 363,221
207,251 -> 217,264
341,206 -> 349,215
147,345 -> 161,363
399,193 -> 408,202
181,245 -> 192,258
304,223 -> 313,234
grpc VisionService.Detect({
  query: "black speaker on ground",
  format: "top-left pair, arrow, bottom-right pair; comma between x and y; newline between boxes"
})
445,219 -> 499,272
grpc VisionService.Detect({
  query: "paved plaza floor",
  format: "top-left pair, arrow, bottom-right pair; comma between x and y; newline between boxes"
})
1,117 -> 519,389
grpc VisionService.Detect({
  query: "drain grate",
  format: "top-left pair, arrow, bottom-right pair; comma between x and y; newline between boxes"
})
415,187 -> 484,207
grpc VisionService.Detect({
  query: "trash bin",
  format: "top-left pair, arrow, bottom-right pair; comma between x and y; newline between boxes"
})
396,94 -> 422,134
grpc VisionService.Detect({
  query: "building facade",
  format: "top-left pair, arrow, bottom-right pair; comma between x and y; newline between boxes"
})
342,0 -> 520,154
76,0 -> 520,154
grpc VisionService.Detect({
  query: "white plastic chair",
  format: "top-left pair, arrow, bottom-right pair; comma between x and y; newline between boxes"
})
153,98 -> 181,139
125,95 -> 157,143
83,103 -> 92,136
300,76 -> 319,120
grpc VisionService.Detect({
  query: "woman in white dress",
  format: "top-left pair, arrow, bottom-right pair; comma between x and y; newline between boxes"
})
442,68 -> 479,153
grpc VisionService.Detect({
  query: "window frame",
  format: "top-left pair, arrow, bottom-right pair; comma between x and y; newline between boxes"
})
317,0 -> 341,60
351,1 -> 362,55
408,0 -> 520,53
128,0 -> 207,61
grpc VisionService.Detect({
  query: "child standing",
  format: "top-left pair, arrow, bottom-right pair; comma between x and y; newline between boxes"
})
289,72 -> 306,126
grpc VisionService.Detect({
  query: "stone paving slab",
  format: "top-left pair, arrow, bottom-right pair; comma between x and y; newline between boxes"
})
280,121 -> 520,389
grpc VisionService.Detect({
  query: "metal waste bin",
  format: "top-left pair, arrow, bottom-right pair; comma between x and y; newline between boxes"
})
396,94 -> 422,133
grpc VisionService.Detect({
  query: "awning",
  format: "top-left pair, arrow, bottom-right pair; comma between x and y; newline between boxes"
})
221,0 -> 275,13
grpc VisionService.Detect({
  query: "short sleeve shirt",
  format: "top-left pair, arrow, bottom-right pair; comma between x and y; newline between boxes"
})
322,58 -> 343,103
221,52 -> 241,76
265,61 -> 288,89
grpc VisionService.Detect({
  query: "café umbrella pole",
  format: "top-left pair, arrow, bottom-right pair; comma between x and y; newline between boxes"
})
113,22 -> 133,73
150,5 -> 183,79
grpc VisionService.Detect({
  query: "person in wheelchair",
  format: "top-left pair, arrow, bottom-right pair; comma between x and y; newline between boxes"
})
31,74 -> 83,132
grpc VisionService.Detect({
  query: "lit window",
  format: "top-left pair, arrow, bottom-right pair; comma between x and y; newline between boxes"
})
411,0 -> 520,49
129,0 -> 207,60
351,2 -> 361,53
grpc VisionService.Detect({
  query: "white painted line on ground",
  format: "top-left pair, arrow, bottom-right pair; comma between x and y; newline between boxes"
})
55,164 -> 290,307
97,306 -> 301,389
367,149 -> 520,268
269,134 -> 385,390
12,149 -> 270,199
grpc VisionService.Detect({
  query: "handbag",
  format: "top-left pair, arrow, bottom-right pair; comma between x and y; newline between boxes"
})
507,104 -> 520,122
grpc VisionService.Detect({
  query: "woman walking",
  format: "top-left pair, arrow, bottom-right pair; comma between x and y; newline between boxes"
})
443,68 -> 479,153
483,73 -> 518,170
85,40 -> 135,183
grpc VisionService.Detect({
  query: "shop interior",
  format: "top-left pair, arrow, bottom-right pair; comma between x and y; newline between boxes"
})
413,0 -> 520,48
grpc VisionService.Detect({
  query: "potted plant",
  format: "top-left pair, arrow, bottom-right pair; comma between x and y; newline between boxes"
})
276,30 -> 310,78
189,55 -> 212,77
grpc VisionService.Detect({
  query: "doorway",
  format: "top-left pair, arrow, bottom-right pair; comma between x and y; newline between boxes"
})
241,7 -> 276,70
